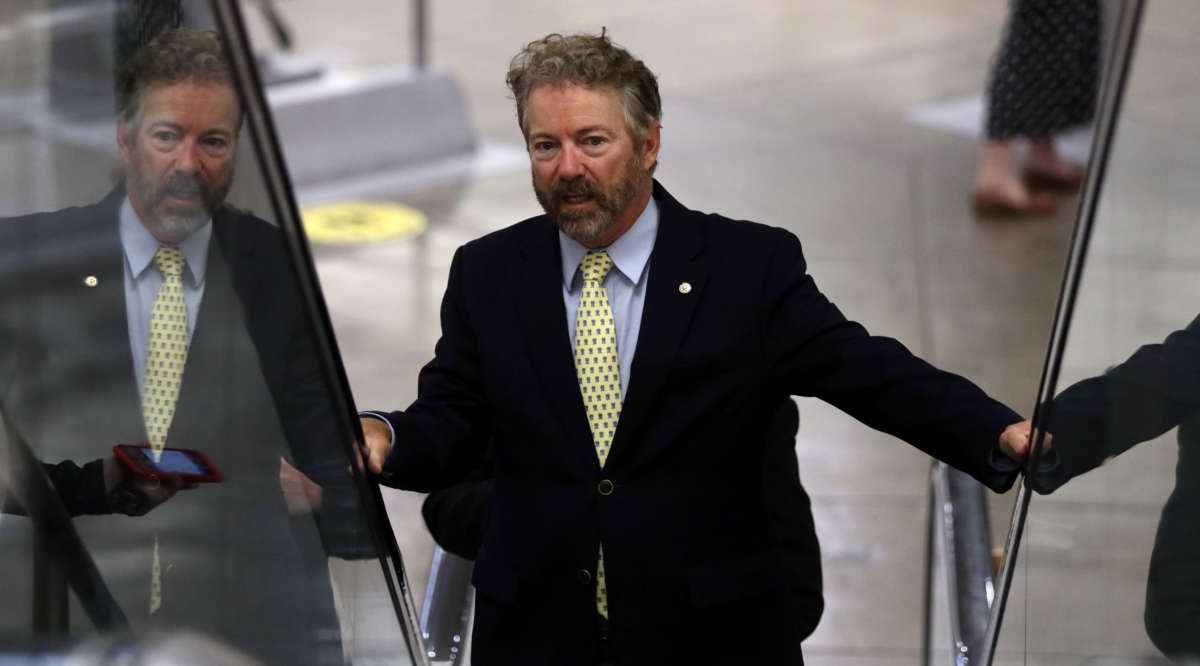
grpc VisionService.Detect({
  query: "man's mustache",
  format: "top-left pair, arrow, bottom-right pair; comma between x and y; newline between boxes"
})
553,179 -> 602,202
158,173 -> 206,200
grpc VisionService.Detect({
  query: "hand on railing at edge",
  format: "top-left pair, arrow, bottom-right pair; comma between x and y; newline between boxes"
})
360,416 -> 393,476
998,419 -> 1054,462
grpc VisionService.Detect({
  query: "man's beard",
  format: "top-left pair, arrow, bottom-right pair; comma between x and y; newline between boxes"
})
534,153 -> 650,244
127,168 -> 230,242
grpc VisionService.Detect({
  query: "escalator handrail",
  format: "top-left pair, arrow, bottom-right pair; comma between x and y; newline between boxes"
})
923,461 -> 995,665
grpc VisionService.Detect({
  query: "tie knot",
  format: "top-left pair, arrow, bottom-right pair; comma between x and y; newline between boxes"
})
153,247 -> 186,278
579,250 -> 614,284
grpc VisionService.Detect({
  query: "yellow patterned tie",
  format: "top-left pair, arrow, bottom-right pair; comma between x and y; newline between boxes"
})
574,250 -> 621,619
142,246 -> 189,461
141,246 -> 188,615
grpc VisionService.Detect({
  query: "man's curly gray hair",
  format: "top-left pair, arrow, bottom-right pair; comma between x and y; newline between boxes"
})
116,28 -> 239,130
506,31 -> 662,151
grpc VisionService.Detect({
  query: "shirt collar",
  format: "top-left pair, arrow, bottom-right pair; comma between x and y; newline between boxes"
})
119,196 -> 212,287
559,195 -> 659,290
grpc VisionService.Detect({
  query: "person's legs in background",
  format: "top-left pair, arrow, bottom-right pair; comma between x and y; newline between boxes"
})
972,0 -> 1101,216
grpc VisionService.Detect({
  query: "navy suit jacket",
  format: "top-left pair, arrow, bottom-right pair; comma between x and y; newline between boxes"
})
379,182 -> 1020,664
421,399 -> 826,649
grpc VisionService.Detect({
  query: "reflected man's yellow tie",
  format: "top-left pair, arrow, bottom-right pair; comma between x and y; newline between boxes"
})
141,246 -> 189,615
573,250 -> 621,619
142,246 -> 189,459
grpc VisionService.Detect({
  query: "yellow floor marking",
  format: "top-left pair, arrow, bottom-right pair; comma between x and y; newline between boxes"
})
303,201 -> 427,245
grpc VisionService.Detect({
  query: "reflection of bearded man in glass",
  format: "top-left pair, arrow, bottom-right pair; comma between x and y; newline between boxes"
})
117,74 -> 239,243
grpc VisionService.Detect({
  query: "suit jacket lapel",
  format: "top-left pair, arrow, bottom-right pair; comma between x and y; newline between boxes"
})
89,228 -> 145,440
516,221 -> 597,465
169,224 -> 236,450
608,185 -> 707,468
17,188 -> 146,451
71,191 -> 145,441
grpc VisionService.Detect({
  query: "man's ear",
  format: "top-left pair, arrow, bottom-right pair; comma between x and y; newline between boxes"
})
116,120 -> 133,163
641,122 -> 661,171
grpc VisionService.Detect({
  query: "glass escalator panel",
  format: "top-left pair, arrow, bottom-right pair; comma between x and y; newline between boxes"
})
987,1 -> 1200,663
0,2 -> 423,662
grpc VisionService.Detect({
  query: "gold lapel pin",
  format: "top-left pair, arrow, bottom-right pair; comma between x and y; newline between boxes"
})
678,282 -> 692,294
83,276 -> 99,287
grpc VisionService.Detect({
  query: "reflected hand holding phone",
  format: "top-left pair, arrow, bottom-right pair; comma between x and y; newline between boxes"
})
105,444 -> 218,516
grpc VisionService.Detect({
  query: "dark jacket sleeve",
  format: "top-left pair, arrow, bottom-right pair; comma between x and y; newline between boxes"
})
763,228 -> 1022,491
422,478 -> 492,561
1034,315 -> 1200,492
43,459 -> 110,516
420,441 -> 495,560
1,460 -> 109,517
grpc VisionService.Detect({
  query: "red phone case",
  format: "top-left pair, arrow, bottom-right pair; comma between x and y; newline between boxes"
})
112,444 -> 223,482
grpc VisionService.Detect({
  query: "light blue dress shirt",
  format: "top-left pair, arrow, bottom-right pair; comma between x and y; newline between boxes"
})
119,197 -> 212,398
558,197 -> 658,400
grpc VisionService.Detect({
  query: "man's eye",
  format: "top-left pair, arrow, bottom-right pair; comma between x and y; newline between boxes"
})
152,131 -> 177,142
533,141 -> 555,152
202,137 -> 228,149
585,136 -> 606,146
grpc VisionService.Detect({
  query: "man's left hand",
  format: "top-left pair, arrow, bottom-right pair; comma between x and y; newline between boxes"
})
999,419 -> 1053,462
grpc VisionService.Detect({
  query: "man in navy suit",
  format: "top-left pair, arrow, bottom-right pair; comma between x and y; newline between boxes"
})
362,32 -> 1025,665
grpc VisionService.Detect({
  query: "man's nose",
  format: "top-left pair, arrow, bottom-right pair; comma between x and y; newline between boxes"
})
558,143 -> 585,179
175,141 -> 201,174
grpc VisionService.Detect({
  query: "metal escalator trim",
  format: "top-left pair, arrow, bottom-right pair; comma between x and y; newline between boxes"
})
945,466 -> 993,653
933,462 -> 966,665
923,462 -> 997,665
420,547 -> 475,662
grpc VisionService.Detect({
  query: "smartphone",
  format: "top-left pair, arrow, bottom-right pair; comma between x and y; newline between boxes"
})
113,444 -> 223,483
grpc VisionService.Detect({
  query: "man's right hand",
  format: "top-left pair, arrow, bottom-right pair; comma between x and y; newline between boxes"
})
360,416 -> 393,475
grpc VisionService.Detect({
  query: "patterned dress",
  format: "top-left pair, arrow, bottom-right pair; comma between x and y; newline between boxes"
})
986,0 -> 1102,139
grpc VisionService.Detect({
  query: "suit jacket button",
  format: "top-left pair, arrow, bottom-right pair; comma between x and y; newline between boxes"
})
577,568 -> 592,585
597,479 -> 614,496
